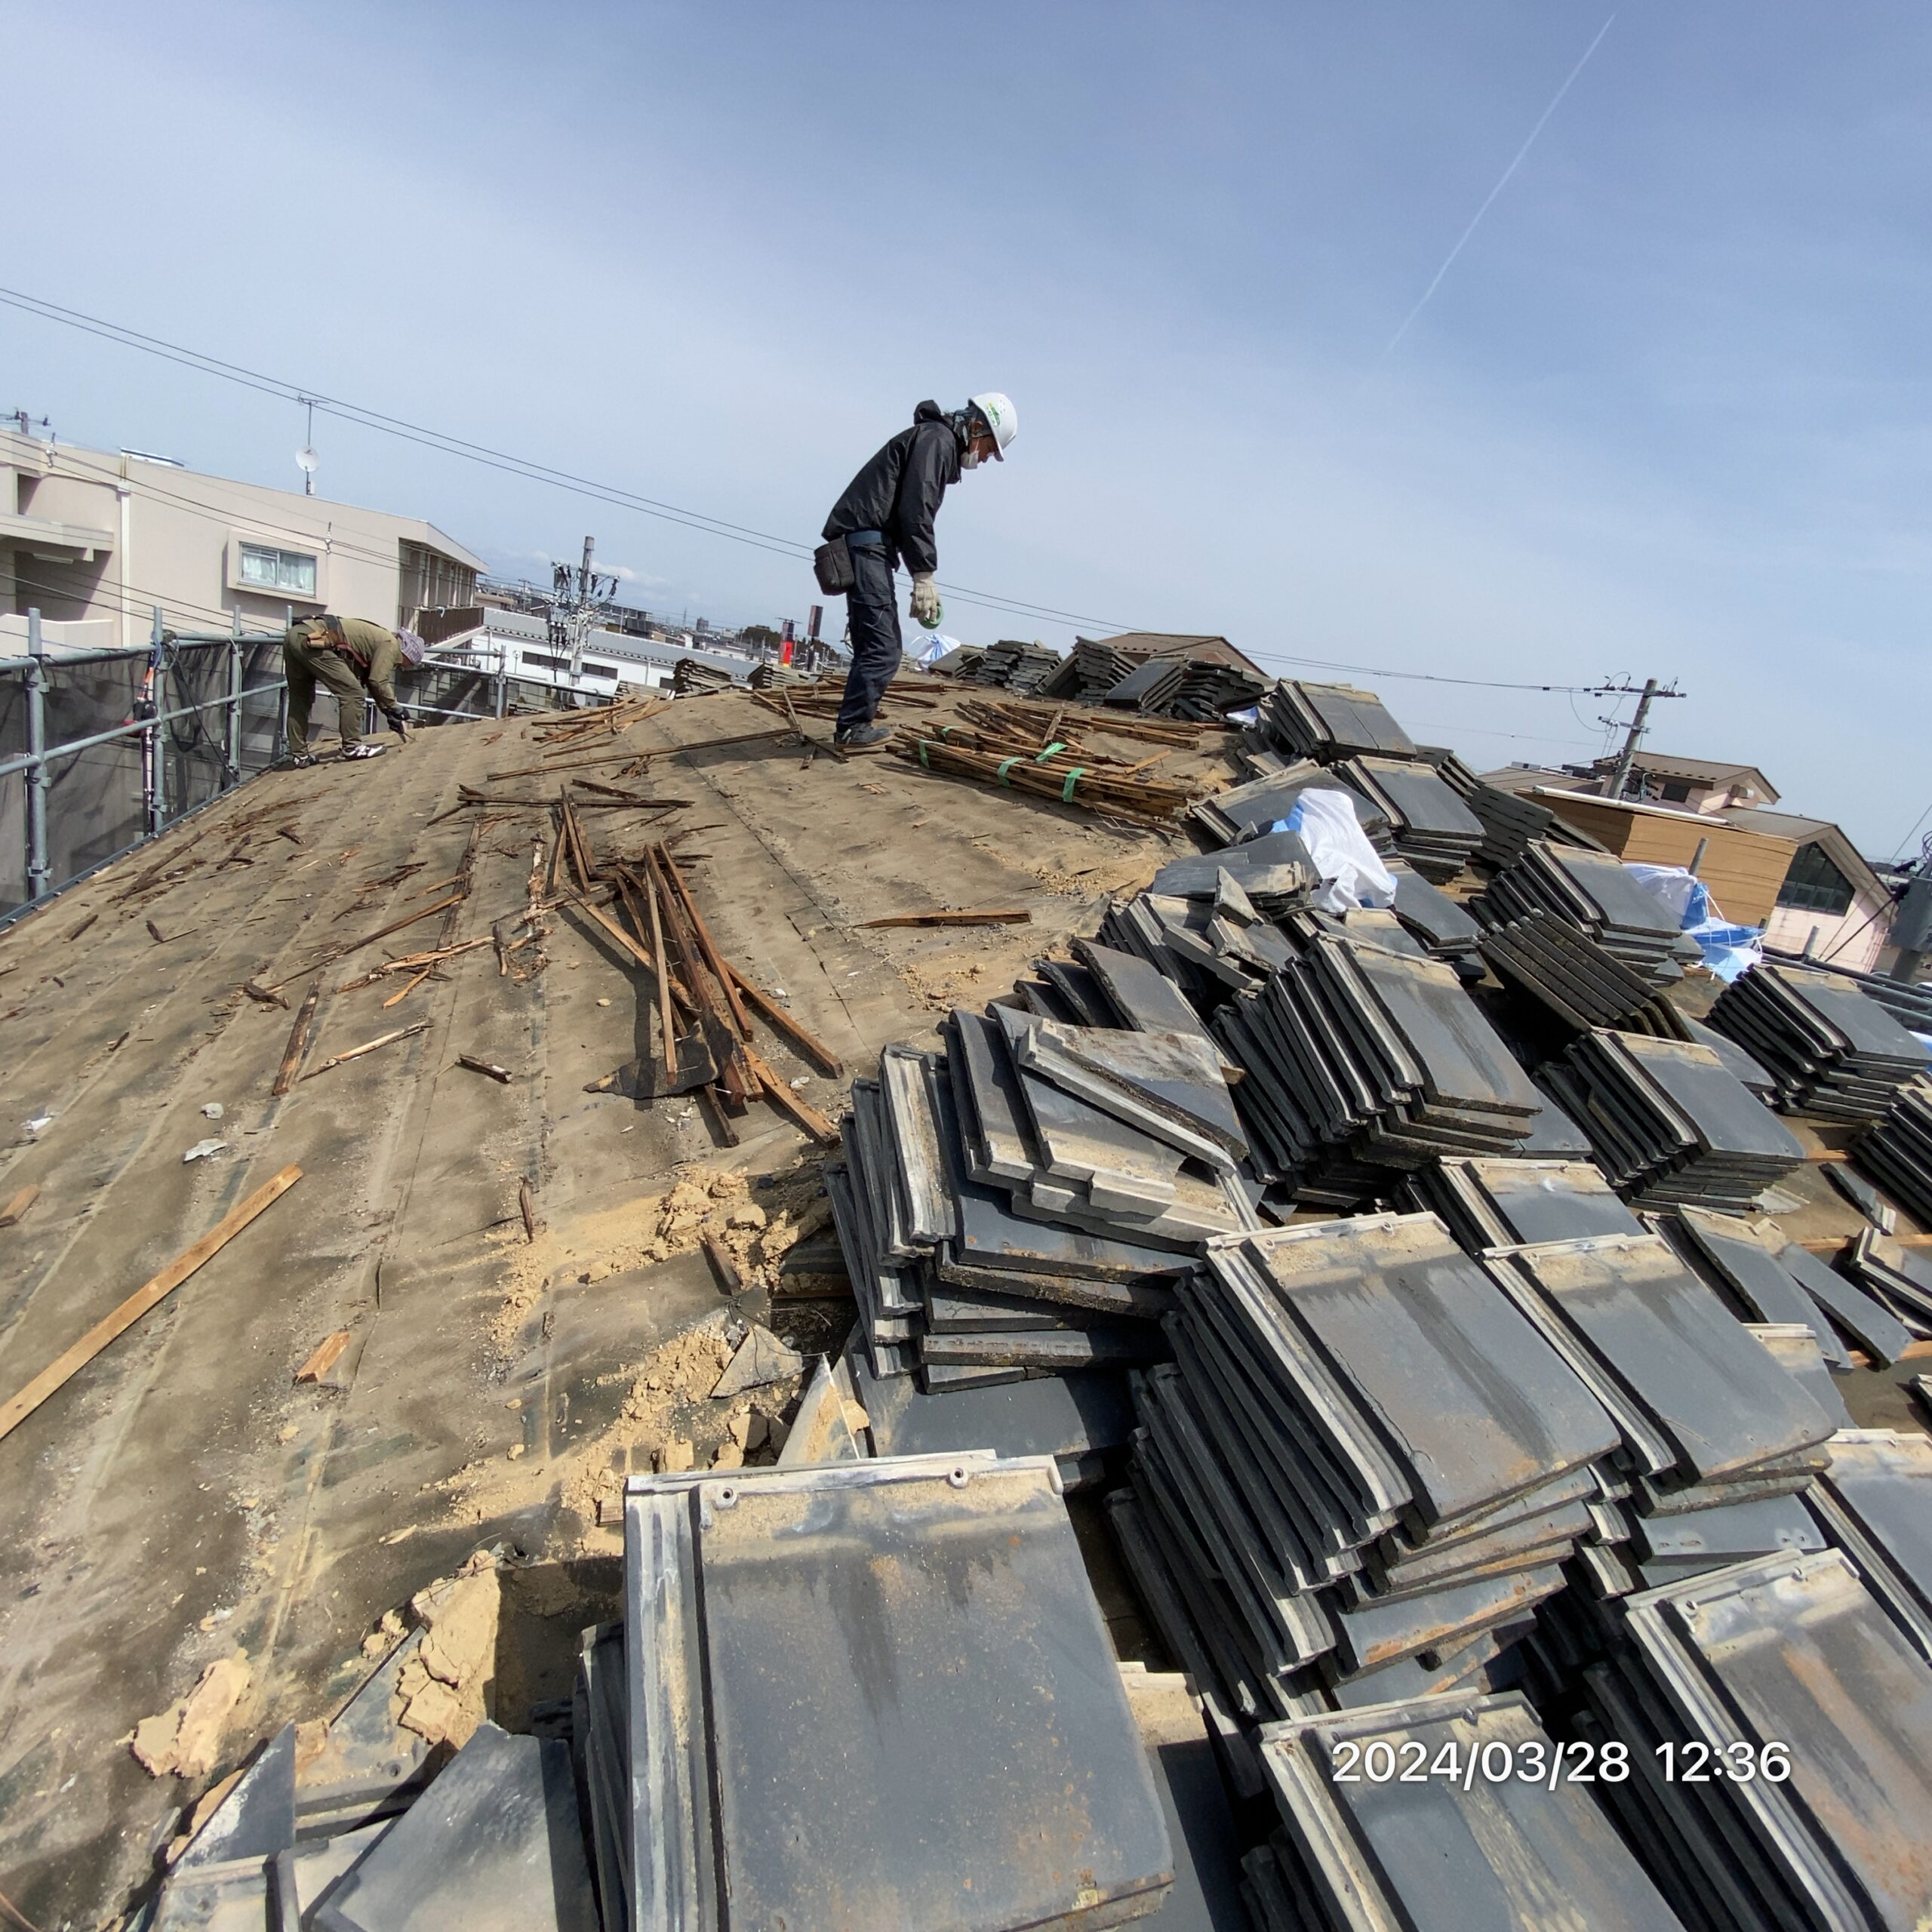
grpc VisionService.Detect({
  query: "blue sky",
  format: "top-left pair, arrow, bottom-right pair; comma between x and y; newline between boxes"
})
5,2 -> 1927,851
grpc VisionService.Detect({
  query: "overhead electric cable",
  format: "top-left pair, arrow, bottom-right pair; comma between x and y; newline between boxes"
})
4,282 -> 1654,699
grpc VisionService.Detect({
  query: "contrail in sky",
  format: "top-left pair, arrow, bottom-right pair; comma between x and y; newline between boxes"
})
1385,13 -> 1617,355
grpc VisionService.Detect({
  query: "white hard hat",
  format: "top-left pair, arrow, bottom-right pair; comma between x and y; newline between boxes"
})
969,392 -> 1017,459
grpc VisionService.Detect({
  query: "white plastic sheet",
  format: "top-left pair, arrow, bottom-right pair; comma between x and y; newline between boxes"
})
913,632 -> 959,667
1272,790 -> 1397,913
1625,862 -> 1764,983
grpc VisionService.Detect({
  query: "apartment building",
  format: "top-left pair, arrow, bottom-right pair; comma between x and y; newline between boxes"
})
1,423 -> 484,651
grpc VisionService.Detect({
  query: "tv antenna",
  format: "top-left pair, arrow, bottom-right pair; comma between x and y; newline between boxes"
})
296,396 -> 318,496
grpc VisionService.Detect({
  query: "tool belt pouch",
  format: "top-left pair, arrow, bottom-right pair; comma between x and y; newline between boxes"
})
813,535 -> 856,596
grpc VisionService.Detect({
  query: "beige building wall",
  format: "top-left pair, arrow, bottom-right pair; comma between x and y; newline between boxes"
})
1762,895 -> 1890,974
1,426 -> 484,648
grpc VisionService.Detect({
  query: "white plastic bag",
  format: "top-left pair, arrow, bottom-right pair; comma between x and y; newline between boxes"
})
1624,862 -> 1763,981
914,632 -> 958,666
1624,863 -> 1708,927
1273,790 -> 1397,914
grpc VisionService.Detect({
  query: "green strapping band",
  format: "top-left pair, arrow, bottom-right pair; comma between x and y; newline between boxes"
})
1061,766 -> 1087,801
996,756 -> 1022,786
1036,741 -> 1067,761
937,722 -> 961,737
918,740 -> 931,768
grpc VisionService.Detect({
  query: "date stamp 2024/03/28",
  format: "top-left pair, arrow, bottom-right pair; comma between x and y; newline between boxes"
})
1328,1737 -> 1792,1789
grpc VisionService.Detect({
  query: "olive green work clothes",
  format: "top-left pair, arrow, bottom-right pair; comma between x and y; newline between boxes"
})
281,619 -> 404,755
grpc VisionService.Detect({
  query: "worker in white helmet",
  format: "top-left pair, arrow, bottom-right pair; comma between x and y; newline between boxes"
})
816,392 -> 1017,746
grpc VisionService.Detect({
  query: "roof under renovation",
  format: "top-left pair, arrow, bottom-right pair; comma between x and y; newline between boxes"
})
1,665 -> 1928,1931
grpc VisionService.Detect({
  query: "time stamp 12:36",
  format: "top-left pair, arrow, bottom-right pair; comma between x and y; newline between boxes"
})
1327,1738 -> 1791,1788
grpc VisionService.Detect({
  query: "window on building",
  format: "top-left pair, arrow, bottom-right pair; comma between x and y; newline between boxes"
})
1777,842 -> 1857,917
238,543 -> 318,595
1659,780 -> 1692,802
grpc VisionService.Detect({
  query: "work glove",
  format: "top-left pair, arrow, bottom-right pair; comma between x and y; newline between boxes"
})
388,710 -> 411,743
909,574 -> 943,629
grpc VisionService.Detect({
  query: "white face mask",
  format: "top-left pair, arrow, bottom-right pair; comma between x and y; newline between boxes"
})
961,447 -> 981,470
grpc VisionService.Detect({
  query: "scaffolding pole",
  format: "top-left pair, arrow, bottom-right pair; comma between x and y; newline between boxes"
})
23,609 -> 49,900
144,605 -> 168,838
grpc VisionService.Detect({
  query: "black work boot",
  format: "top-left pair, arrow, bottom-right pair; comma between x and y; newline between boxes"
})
833,721 -> 891,748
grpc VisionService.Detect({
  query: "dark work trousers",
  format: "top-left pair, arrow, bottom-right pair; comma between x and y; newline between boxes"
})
283,636 -> 369,755
836,542 -> 903,734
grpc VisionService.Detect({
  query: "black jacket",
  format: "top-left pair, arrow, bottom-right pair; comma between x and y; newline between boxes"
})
822,400 -> 961,577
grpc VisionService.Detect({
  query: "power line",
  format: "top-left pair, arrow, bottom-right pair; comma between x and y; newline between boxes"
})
1890,800 -> 1932,866
37,446 -> 426,578
8,563 -> 251,635
4,281 -> 1678,703
0,285 -> 1132,634
1236,645 -> 1638,697
1411,720 -> 1601,749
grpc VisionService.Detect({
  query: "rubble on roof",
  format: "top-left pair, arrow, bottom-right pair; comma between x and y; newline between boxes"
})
17,658 -> 1932,1931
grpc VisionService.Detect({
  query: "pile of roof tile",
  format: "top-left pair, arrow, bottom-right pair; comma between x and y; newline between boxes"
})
1331,755 -> 1485,881
1257,680 -> 1419,763
1385,860 -> 1484,980
1146,835 -> 1321,922
1707,961 -> 1930,1121
963,638 -> 1062,694
1211,934 -> 1547,1205
1807,1426 -> 1932,1653
1189,761 -> 1395,851
1037,635 -> 1152,700
829,962 -> 1263,1391
1480,840 -> 1694,986
1538,1030 -> 1808,1209
1118,1214 -> 1621,1731
1242,1691 -> 1690,1932
922,641 -> 986,678
1767,953 -> 1932,1037
1106,656 -> 1271,721
1854,1075 -> 1932,1227
1408,1155 -> 1645,1251
1486,1231 -> 1836,1522
1096,855 -> 1309,998
1468,777 -> 1609,868
614,1455 -> 1177,1930
746,660 -> 807,688
1478,906 -> 1660,1030
1841,1227 -> 1932,1339
670,656 -> 735,695
1576,1548 -> 1932,1932
1660,1205 -> 1856,1367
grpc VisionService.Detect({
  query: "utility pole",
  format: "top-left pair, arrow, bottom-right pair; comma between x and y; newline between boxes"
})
569,536 -> 595,688
1605,679 -> 1658,799
1890,841 -> 1932,984
1593,678 -> 1685,799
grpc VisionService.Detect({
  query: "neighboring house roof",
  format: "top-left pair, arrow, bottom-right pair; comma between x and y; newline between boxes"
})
1474,765 -> 1587,798
1589,751 -> 1780,804
1088,632 -> 1269,678
411,522 -> 488,574
1712,807 -> 1889,903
